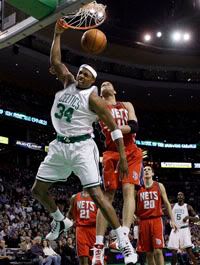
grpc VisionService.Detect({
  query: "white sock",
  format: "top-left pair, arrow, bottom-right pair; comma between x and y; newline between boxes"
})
50,208 -> 64,221
96,235 -> 104,244
110,229 -> 117,239
113,226 -> 124,242
123,226 -> 130,236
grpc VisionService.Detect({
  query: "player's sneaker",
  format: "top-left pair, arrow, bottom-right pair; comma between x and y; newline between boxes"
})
92,243 -> 104,265
119,237 -> 138,265
46,217 -> 73,240
109,239 -> 120,251
109,229 -> 129,251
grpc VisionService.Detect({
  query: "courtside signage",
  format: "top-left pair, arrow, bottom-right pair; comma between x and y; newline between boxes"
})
136,140 -> 196,149
161,162 -> 192,168
0,108 -> 47,125
194,163 -> 200,169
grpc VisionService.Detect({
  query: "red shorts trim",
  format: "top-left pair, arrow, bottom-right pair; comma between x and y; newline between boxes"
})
137,217 -> 164,252
76,226 -> 96,257
103,145 -> 143,190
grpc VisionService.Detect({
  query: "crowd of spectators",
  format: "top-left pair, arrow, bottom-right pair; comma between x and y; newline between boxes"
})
0,164 -> 199,264
0,166 -> 82,264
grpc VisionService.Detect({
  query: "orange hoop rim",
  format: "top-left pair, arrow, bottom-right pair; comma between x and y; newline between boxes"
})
57,1 -> 106,30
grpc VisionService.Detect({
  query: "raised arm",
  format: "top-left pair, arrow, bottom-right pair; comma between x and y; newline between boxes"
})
89,92 -> 128,178
159,183 -> 177,230
119,102 -> 138,135
50,23 -> 75,86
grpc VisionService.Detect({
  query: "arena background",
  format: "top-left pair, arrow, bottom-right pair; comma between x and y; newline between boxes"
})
0,0 -> 199,264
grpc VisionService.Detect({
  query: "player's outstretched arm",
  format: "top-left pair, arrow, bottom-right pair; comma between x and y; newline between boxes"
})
119,102 -> 138,135
89,92 -> 128,178
50,23 -> 75,86
159,183 -> 177,231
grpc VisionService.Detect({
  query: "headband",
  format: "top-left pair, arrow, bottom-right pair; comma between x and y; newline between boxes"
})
79,64 -> 97,79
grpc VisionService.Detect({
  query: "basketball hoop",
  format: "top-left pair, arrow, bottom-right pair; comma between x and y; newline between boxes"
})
57,1 -> 106,30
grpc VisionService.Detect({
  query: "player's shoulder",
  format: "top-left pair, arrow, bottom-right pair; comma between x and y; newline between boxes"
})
186,203 -> 193,209
122,101 -> 133,106
71,193 -> 78,200
55,82 -> 74,95
157,182 -> 166,192
90,85 -> 98,95
158,181 -> 164,188
89,87 -> 99,98
55,89 -> 64,97
121,101 -> 134,110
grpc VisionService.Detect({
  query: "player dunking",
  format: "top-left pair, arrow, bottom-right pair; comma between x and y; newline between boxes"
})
92,82 -> 141,264
136,166 -> 176,265
31,23 -> 137,265
68,190 -> 97,265
168,192 -> 199,265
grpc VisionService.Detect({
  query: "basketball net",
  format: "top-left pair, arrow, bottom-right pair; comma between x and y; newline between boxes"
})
57,1 -> 106,30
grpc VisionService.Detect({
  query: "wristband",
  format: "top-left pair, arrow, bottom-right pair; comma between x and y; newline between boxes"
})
111,129 -> 123,141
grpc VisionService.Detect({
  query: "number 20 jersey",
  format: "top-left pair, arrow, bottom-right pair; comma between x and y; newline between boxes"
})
136,181 -> 163,219
72,192 -> 97,226
51,84 -> 98,137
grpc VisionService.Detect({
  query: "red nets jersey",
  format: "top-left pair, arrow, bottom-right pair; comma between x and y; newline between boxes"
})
99,102 -> 136,151
136,181 -> 163,219
72,192 -> 97,226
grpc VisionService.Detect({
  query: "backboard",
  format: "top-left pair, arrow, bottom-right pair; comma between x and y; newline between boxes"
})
0,0 -> 92,49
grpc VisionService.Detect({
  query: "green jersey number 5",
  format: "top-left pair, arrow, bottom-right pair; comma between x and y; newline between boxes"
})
54,103 -> 74,123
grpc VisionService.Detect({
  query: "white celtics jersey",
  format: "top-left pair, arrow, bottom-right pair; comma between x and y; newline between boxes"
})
172,203 -> 189,228
51,83 -> 98,137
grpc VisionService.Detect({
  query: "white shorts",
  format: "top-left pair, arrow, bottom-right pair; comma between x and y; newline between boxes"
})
36,138 -> 101,188
168,226 -> 192,250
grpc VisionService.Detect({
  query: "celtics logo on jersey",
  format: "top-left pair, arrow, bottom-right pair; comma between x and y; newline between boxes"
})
54,93 -> 80,123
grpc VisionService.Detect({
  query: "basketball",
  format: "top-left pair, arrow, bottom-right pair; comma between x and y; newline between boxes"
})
81,29 -> 107,54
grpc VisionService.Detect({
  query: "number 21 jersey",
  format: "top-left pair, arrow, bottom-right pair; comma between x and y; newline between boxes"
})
72,192 -> 97,226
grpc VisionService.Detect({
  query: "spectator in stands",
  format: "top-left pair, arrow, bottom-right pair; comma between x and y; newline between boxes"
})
0,240 -> 10,265
20,236 -> 32,252
42,239 -> 61,265
30,236 -> 53,265
57,239 -> 69,265
57,237 -> 78,265
6,232 -> 20,248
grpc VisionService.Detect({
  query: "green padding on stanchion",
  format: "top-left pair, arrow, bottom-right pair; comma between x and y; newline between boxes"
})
7,0 -> 57,20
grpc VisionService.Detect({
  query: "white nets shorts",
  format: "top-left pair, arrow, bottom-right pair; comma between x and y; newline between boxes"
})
168,226 -> 192,250
36,138 -> 101,188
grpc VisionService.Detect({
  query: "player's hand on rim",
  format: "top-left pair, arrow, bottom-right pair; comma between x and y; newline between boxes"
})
55,19 -> 68,34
